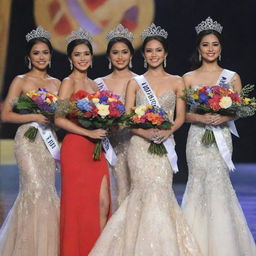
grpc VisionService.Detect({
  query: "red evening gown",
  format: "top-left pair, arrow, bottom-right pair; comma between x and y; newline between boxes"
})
60,133 -> 111,256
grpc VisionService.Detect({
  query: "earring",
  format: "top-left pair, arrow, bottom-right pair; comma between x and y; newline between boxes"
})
28,58 -> 31,69
164,57 -> 167,68
144,59 -> 147,68
198,53 -> 202,62
90,61 -> 93,68
48,61 -> 51,68
218,55 -> 221,61
70,62 -> 73,70
129,59 -> 133,69
108,61 -> 112,69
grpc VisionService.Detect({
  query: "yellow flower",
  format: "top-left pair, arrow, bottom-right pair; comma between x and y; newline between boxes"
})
96,104 -> 110,117
108,97 -> 116,102
251,102 -> 256,106
92,98 -> 100,103
243,98 -> 251,104
135,105 -> 147,117
26,91 -> 38,97
219,96 -> 232,109
45,98 -> 52,104
192,92 -> 199,100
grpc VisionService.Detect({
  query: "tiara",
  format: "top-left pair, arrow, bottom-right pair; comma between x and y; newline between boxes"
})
195,17 -> 223,34
66,27 -> 93,44
141,23 -> 168,41
25,26 -> 51,42
106,24 -> 134,42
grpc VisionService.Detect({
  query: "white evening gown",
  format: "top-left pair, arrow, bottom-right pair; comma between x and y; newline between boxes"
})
182,87 -> 256,255
0,124 -> 60,256
89,90 -> 202,256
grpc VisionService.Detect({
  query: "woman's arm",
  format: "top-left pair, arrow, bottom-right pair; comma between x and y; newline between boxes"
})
1,76 -> 48,124
125,79 -> 157,141
54,78 -> 107,139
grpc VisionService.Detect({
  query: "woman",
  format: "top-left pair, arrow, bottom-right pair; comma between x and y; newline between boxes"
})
0,26 -> 60,256
181,17 -> 256,255
89,24 -> 202,256
94,24 -> 136,211
55,28 -> 111,256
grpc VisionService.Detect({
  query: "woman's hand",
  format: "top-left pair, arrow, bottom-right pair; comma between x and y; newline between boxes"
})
152,129 -> 172,144
210,114 -> 233,126
86,129 -> 107,139
33,114 -> 49,125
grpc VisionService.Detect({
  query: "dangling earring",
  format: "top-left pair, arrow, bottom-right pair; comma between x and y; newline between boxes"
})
144,59 -> 147,68
90,61 -> 93,68
129,59 -> 133,69
218,54 -> 221,61
108,61 -> 112,69
28,58 -> 31,69
164,57 -> 167,68
48,61 -> 51,68
198,53 -> 202,62
70,62 -> 73,70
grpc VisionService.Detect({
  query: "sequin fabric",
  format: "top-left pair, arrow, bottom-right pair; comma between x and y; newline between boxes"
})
89,90 -> 202,256
0,124 -> 60,256
182,86 -> 256,255
108,95 -> 132,212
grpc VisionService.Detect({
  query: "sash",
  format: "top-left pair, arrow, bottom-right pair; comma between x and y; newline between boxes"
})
205,69 -> 238,171
134,75 -> 179,173
30,122 -> 60,161
94,77 -> 117,166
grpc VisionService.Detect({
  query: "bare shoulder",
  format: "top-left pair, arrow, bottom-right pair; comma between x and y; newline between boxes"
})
182,70 -> 197,88
48,75 -> 61,86
90,79 -> 99,92
166,74 -> 184,89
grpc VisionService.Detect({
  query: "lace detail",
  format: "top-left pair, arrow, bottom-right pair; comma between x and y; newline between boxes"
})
182,112 -> 256,254
89,91 -> 202,256
0,124 -> 60,256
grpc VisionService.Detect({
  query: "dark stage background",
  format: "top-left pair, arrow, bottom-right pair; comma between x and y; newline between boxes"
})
1,0 -> 256,181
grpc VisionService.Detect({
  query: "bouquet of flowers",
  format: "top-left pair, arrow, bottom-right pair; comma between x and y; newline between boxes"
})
184,84 -> 256,145
124,105 -> 173,156
14,88 -> 58,142
67,90 -> 125,160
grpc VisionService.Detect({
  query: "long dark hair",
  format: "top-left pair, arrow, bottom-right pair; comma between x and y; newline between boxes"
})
25,37 -> 53,66
67,39 -> 93,58
191,30 -> 223,70
106,37 -> 134,56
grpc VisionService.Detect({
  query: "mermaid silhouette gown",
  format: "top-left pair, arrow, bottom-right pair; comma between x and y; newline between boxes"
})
182,70 -> 256,255
60,90 -> 111,256
0,124 -> 60,256
89,89 -> 202,256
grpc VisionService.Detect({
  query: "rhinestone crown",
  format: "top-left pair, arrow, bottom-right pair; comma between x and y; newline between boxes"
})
141,23 -> 168,41
66,27 -> 93,44
106,24 -> 134,42
195,17 -> 223,34
25,26 -> 51,42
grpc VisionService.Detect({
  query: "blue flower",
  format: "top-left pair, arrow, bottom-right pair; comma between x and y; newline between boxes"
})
116,104 -> 125,114
198,92 -> 209,104
99,96 -> 108,104
77,99 -> 92,111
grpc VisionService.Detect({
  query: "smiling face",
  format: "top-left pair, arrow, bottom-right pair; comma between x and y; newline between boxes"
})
29,42 -> 51,70
198,33 -> 221,63
109,42 -> 132,70
143,39 -> 167,68
70,43 -> 92,71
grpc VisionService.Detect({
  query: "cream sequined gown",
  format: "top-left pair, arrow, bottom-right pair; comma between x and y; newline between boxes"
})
182,76 -> 256,255
89,90 -> 202,256
0,124 -> 60,256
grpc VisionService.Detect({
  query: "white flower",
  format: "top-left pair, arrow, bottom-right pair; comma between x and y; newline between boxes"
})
96,104 -> 109,117
219,96 -> 232,109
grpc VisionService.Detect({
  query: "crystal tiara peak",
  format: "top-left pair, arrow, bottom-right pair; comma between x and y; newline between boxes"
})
141,23 -> 168,41
195,17 -> 223,34
106,24 -> 134,42
25,26 -> 51,42
66,27 -> 93,44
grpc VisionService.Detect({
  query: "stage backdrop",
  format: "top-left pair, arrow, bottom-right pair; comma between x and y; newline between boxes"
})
1,0 -> 256,180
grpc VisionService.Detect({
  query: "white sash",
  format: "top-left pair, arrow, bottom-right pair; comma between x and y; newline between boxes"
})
134,75 -> 179,173
94,77 -> 117,166
205,69 -> 238,171
30,122 -> 60,161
